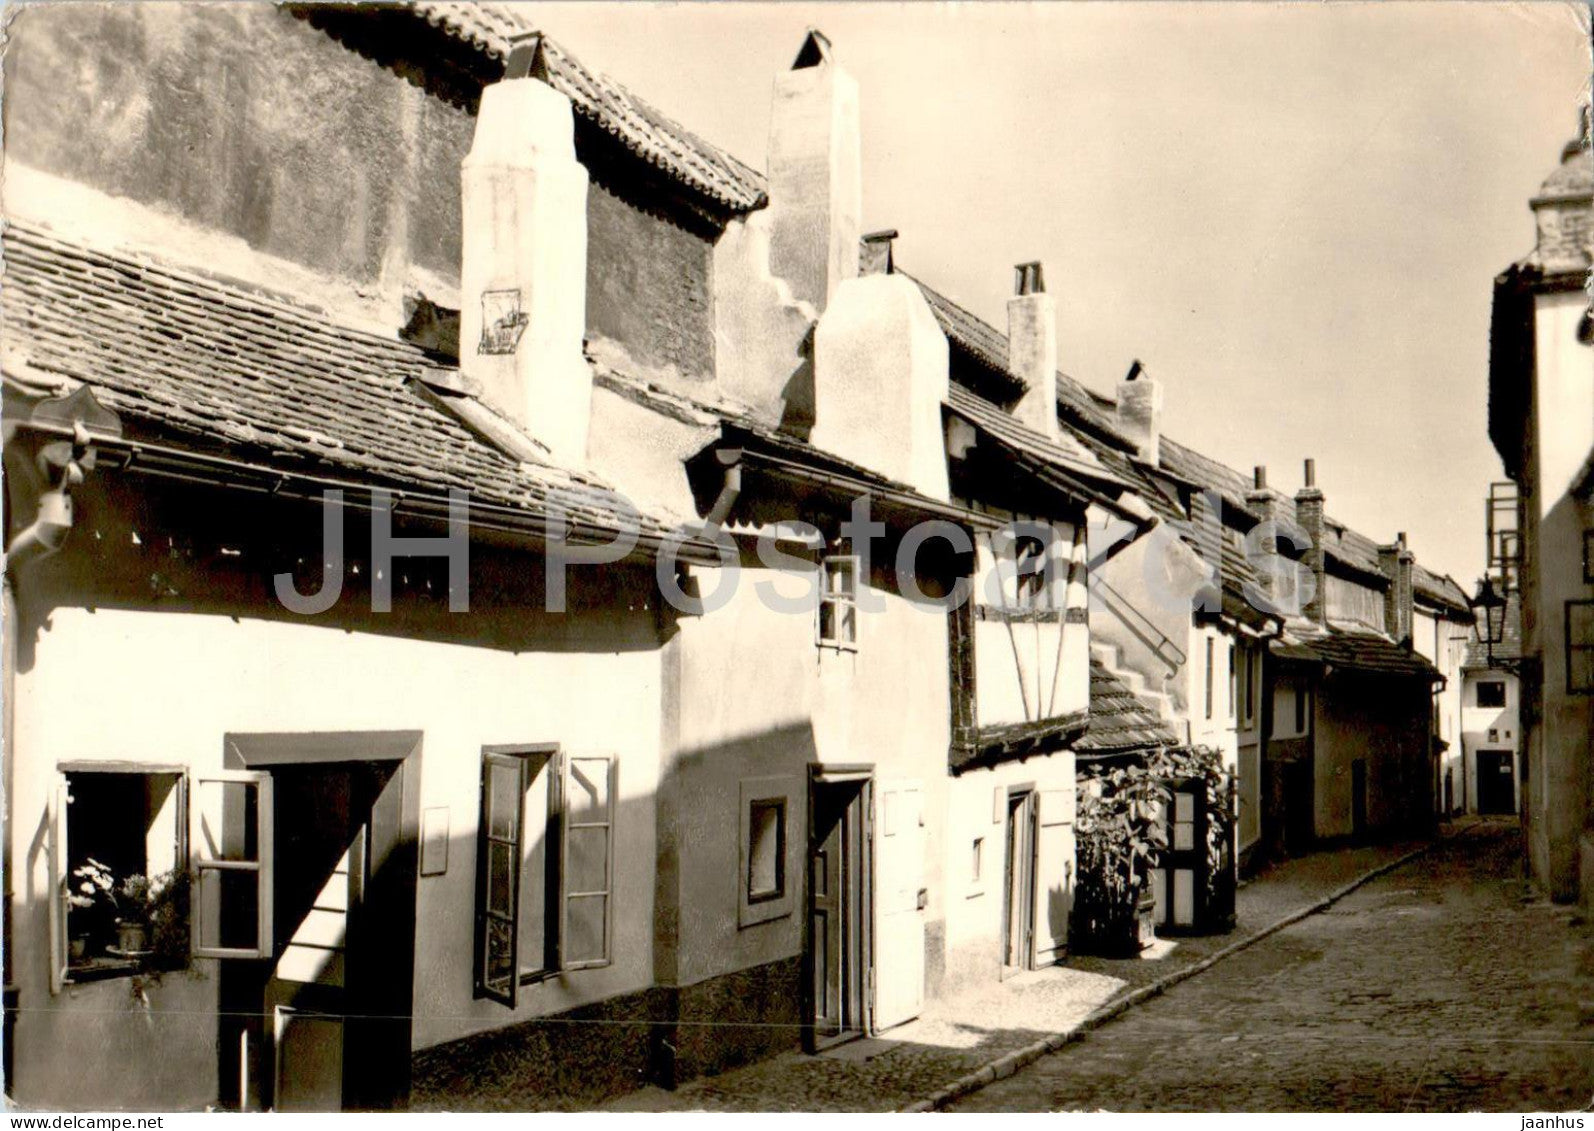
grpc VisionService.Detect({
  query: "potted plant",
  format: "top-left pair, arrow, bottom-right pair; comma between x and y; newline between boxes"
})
69,860 -> 185,959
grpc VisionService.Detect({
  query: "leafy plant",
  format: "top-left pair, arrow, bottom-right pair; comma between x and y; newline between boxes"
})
1072,745 -> 1236,953
67,860 -> 191,970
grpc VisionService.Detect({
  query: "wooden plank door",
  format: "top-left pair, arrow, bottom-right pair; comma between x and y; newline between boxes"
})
1033,786 -> 1074,966
871,782 -> 924,1032
807,778 -> 870,1050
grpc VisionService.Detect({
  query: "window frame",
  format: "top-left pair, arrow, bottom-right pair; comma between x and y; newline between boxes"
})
1475,680 -> 1507,709
1204,637 -> 1215,720
1567,600 -> 1594,696
744,798 -> 787,905
817,554 -> 860,652
190,768 -> 273,962
51,764 -> 192,991
474,744 -> 617,1008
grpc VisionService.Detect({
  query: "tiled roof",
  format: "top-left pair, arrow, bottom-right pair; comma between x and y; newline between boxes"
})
1273,625 -> 1440,679
945,384 -> 1130,491
1076,659 -> 1181,753
1,220 -> 691,547
913,268 -> 1474,619
406,2 -> 767,214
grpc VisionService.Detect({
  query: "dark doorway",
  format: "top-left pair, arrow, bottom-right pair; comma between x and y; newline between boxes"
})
1351,759 -> 1368,839
1002,789 -> 1038,975
806,772 -> 871,1051
1283,761 -> 1314,853
1477,751 -> 1516,815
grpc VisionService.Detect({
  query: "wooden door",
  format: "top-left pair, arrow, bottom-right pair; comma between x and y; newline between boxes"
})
807,778 -> 869,1050
872,782 -> 924,1032
1156,780 -> 1207,931
1001,790 -> 1037,976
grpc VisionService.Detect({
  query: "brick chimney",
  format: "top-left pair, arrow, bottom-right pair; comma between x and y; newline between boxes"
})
460,42 -> 591,463
1007,262 -> 1060,441
1295,458 -> 1327,626
1116,360 -> 1162,464
811,273 -> 950,501
1245,465 -> 1295,615
767,30 -> 861,312
1378,532 -> 1415,646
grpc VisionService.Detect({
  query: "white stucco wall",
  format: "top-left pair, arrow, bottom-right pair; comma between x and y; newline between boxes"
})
10,601 -> 664,1109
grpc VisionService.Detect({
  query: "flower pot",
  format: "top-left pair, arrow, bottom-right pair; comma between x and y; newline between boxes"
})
116,920 -> 149,955
69,936 -> 88,962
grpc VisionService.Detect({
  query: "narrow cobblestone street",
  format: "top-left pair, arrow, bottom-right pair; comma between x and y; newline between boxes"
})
949,821 -> 1594,1112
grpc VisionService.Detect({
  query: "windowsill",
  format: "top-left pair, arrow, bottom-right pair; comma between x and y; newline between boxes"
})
64,956 -> 143,984
516,968 -> 559,988
817,642 -> 858,655
747,890 -> 785,906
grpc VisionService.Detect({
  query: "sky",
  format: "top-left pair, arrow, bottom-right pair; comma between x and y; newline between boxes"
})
529,1 -> 1591,587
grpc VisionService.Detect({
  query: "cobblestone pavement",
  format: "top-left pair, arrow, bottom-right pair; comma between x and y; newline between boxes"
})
949,820 -> 1594,1112
596,832 -> 1445,1112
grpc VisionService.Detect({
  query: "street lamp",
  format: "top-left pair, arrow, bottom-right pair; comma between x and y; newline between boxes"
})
1469,576 -> 1508,666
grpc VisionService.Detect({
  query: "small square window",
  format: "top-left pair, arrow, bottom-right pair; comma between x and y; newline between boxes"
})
1476,681 -> 1506,709
1567,601 -> 1594,695
818,556 -> 859,650
747,800 -> 786,904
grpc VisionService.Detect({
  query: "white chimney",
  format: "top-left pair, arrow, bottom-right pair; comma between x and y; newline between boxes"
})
767,30 -> 861,312
1007,261 -> 1060,441
460,48 -> 592,464
811,273 -> 950,501
1116,359 -> 1162,465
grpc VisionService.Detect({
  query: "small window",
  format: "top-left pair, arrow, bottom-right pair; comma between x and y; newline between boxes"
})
746,800 -> 786,904
475,746 -> 615,1008
1476,680 -> 1507,709
971,837 -> 984,883
1228,644 -> 1237,719
52,769 -> 191,989
1012,534 -> 1050,609
818,556 -> 859,650
1294,683 -> 1310,735
1568,601 -> 1594,695
1583,530 -> 1593,584
1204,637 -> 1215,720
1488,728 -> 1500,742
1242,648 -> 1257,725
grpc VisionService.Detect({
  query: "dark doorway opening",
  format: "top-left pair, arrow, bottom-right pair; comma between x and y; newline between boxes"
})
1477,750 -> 1516,816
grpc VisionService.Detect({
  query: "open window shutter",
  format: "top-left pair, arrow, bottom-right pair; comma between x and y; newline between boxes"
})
476,751 -> 528,1007
561,754 -> 614,971
191,770 -> 274,959
49,777 -> 69,994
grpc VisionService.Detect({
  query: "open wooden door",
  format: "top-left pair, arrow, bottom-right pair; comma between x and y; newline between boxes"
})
1001,789 -> 1038,979
1032,786 -> 1074,966
871,781 -> 924,1033
807,773 -> 871,1051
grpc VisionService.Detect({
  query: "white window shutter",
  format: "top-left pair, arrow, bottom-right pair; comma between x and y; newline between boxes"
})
560,754 -> 615,971
191,770 -> 273,960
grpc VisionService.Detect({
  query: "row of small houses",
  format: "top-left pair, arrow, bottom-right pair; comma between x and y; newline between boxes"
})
0,2 -> 1474,1111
